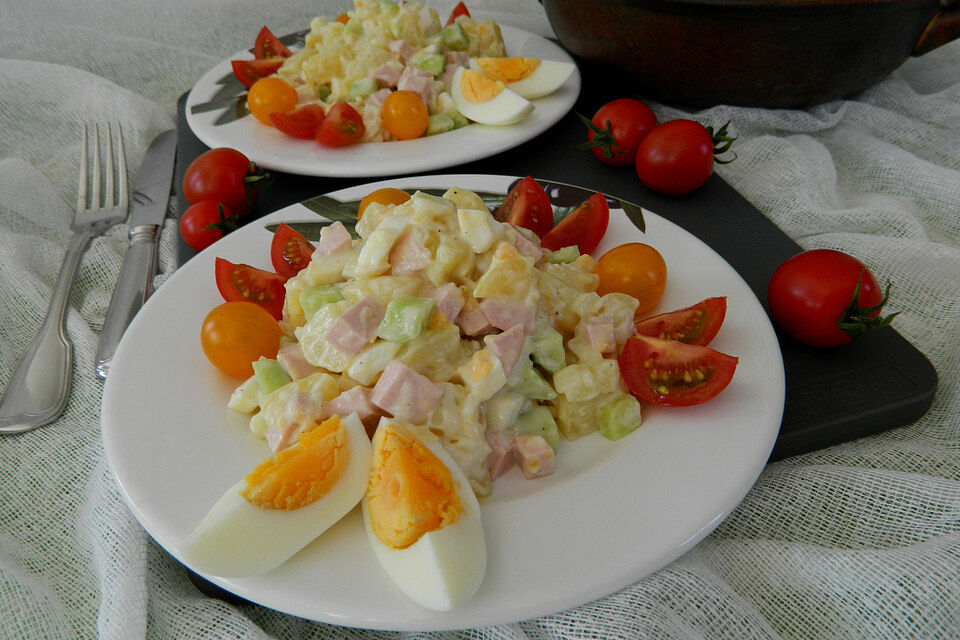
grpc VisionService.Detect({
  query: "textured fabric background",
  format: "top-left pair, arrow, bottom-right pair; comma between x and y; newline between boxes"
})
1,1 -> 958,638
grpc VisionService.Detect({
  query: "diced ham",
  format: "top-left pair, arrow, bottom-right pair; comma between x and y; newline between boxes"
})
456,306 -> 493,336
324,297 -> 385,358
389,39 -> 415,62
315,221 -> 352,257
483,325 -> 527,377
367,88 -> 393,109
389,231 -> 432,274
480,298 -> 536,333
275,343 -> 321,380
371,360 -> 443,424
372,61 -> 403,88
581,320 -> 617,354
444,51 -> 469,68
505,224 -> 547,263
485,428 -> 517,480
327,386 -> 381,436
515,434 -> 555,479
430,283 -> 464,322
266,391 -> 328,453
397,65 -> 433,105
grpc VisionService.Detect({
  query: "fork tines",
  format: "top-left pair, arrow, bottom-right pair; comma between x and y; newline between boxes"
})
76,123 -> 128,213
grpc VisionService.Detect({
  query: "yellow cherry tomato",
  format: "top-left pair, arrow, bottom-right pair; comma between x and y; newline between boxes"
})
200,301 -> 282,378
595,243 -> 667,315
382,90 -> 429,140
247,77 -> 298,125
357,187 -> 411,219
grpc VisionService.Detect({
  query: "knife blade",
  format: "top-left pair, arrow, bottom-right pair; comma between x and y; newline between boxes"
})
95,129 -> 177,379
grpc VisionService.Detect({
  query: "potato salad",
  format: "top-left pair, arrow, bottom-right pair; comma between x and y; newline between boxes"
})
228,188 -> 641,497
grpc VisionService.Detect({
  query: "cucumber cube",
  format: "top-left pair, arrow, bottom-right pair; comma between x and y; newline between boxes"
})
346,17 -> 364,35
427,113 -> 455,136
378,0 -> 399,13
252,357 -> 292,396
531,326 -> 565,373
598,394 -> 643,441
316,84 -> 332,101
548,246 -> 580,264
349,77 -> 378,99
512,365 -> 558,401
417,53 -> 446,77
514,405 -> 560,451
301,285 -> 345,320
441,23 -> 469,51
377,296 -> 435,343
451,112 -> 470,128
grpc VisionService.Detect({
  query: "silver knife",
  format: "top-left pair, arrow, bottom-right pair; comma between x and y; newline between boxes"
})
95,129 -> 177,379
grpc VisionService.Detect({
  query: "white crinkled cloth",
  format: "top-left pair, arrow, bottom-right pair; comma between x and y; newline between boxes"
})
1,0 -> 958,638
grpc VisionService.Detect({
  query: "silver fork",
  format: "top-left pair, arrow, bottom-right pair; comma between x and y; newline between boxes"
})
0,123 -> 128,434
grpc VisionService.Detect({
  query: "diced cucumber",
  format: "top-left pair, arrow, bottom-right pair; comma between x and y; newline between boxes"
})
346,17 -> 364,35
417,53 -> 446,77
316,84 -> 332,101
252,357 -> 292,396
514,405 -> 560,451
377,296 -> 435,343
378,0 -> 399,13
411,190 -> 452,207
426,113 -> 455,136
531,326 -> 566,373
597,394 -> 643,441
441,23 -> 469,51
511,365 -> 558,401
451,112 -> 470,128
227,375 -> 260,413
301,285 -> 345,320
349,77 -> 378,99
548,246 -> 580,264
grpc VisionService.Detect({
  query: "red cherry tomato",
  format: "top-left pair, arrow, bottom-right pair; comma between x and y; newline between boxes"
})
540,192 -> 609,255
253,26 -> 292,60
581,99 -> 658,166
231,58 -> 284,90
316,103 -> 365,147
446,1 -> 471,25
767,249 -> 895,348
179,201 -> 238,252
201,301 -> 282,378
270,223 -> 315,278
494,176 -> 553,238
183,148 -> 268,216
635,120 -> 715,195
269,104 -> 325,139
214,257 -> 288,320
619,334 -> 738,407
634,297 -> 727,346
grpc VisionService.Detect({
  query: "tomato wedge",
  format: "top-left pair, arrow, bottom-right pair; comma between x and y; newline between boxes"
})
540,192 -> 609,255
619,334 -> 737,407
231,58 -> 284,89
269,104 -> 325,139
254,26 -> 292,59
316,103 -> 365,147
446,1 -> 471,25
494,176 -> 553,238
215,257 -> 288,320
634,297 -> 727,346
270,224 -> 315,278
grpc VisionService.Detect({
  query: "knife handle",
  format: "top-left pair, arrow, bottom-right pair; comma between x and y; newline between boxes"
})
95,224 -> 159,380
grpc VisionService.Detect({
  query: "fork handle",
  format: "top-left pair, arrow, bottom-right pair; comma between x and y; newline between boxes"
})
95,224 -> 160,380
0,229 -> 95,434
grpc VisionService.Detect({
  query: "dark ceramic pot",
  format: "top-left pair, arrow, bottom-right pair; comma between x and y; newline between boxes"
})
542,0 -> 960,107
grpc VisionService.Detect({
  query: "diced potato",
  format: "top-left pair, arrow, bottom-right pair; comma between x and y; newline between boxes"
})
398,323 -> 462,382
341,274 -> 424,307
347,339 -> 400,386
555,391 -> 622,440
457,208 -> 502,254
294,300 -> 353,372
473,242 -> 535,300
228,376 -> 260,414
346,216 -> 408,278
442,187 -> 488,212
553,358 -> 621,402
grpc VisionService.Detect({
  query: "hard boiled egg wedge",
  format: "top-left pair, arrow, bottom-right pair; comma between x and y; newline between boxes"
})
450,66 -> 534,126
469,57 -> 576,100
362,420 -> 486,611
179,413 -> 372,578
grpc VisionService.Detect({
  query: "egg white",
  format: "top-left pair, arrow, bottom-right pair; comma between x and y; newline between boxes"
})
450,66 -> 534,127
361,421 -> 487,611
178,412 -> 372,578
469,58 -> 576,100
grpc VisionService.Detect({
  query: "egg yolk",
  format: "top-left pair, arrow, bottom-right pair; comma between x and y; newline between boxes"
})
241,416 -> 349,510
366,423 -> 463,550
476,57 -> 541,84
460,69 -> 506,104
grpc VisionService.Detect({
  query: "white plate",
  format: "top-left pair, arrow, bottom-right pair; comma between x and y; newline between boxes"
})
185,26 -> 581,177
102,174 -> 784,631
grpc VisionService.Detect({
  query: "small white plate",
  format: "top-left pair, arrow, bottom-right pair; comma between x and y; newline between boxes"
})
101,174 -> 783,631
185,26 -> 581,177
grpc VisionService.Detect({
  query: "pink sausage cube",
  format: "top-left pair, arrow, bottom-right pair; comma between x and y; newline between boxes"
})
515,434 -> 555,479
370,360 -> 443,424
485,428 -> 517,480
325,297 -> 385,358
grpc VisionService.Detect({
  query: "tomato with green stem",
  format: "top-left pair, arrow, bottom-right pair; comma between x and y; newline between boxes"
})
179,201 -> 239,252
578,99 -> 658,166
635,120 -> 736,195
183,148 -> 270,216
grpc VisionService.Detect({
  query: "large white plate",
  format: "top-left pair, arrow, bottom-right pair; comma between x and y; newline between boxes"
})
101,174 -> 784,631
185,26 -> 581,177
